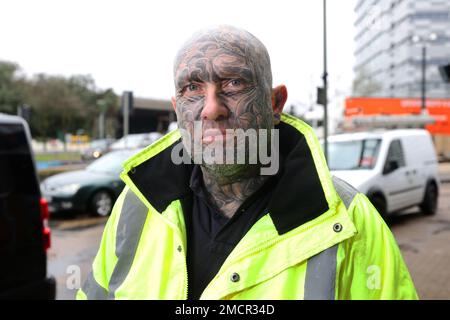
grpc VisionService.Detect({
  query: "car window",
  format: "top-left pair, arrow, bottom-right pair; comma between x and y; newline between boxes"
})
110,135 -> 147,149
86,150 -> 135,175
90,140 -> 108,148
0,123 -> 41,253
0,123 -> 40,195
385,139 -> 406,168
328,139 -> 381,170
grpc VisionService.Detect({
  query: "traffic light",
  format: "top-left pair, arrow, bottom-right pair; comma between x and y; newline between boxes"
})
439,64 -> 450,83
317,87 -> 326,106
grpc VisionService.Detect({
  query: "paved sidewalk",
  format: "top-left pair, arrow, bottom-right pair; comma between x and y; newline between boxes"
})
439,162 -> 450,183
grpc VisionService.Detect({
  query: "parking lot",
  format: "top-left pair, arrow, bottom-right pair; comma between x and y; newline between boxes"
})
48,174 -> 450,300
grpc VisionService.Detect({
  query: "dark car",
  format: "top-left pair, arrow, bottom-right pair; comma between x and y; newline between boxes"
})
41,149 -> 138,216
80,138 -> 115,161
0,113 -> 56,299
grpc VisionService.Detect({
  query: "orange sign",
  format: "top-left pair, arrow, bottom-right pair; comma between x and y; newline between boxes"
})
345,97 -> 450,135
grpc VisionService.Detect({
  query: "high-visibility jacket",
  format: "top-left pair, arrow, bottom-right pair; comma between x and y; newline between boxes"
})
77,113 -> 418,300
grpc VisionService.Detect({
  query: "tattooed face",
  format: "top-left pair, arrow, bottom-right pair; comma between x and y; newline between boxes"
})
172,25 -> 275,183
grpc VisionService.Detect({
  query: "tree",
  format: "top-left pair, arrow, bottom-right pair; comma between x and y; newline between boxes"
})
0,60 -> 119,141
0,61 -> 25,114
352,68 -> 382,97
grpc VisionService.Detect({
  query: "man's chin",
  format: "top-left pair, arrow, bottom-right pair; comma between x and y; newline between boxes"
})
201,163 -> 260,184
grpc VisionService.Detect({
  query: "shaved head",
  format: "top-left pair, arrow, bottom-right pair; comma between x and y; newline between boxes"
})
173,25 -> 273,95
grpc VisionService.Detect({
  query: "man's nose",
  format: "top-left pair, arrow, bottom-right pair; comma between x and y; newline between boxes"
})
200,85 -> 229,121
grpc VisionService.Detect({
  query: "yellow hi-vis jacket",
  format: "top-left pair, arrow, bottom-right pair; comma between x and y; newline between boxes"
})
77,114 -> 418,300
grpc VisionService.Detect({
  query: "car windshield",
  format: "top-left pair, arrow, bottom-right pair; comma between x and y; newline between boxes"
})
90,140 -> 108,148
86,151 -> 134,174
328,139 -> 381,171
110,135 -> 147,149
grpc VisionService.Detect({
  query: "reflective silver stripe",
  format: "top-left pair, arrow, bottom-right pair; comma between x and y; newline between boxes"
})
82,271 -> 109,300
332,176 -> 358,209
108,189 -> 149,299
304,244 -> 338,300
303,177 -> 356,300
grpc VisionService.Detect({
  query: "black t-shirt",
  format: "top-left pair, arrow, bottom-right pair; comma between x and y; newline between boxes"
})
184,165 -> 275,300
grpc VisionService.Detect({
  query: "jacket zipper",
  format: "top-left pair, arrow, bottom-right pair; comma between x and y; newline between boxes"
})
203,210 -> 356,298
183,244 -> 189,300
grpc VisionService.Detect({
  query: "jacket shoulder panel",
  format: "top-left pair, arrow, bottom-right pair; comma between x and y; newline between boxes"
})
332,175 -> 358,209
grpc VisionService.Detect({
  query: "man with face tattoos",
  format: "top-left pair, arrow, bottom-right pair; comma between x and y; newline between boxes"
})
78,26 -> 418,300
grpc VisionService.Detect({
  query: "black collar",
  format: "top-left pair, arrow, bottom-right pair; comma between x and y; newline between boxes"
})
128,121 -> 328,235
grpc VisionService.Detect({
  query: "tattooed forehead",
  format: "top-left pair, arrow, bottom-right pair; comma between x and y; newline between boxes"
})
175,49 -> 254,88
174,25 -> 272,89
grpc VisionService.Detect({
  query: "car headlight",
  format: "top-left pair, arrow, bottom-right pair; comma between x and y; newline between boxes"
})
55,183 -> 81,196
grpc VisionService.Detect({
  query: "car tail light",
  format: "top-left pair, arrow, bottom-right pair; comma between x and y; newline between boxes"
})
40,197 -> 51,251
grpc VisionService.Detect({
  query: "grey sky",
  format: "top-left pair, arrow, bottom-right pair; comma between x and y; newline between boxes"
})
0,0 -> 356,105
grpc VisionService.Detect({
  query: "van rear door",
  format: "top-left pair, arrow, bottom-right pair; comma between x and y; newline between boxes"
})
0,117 -> 54,298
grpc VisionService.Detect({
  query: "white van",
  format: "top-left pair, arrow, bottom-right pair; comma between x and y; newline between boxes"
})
327,129 -> 440,217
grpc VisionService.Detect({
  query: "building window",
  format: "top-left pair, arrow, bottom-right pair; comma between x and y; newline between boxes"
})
412,12 -> 449,21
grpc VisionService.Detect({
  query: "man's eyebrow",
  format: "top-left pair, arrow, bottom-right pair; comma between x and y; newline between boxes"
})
213,65 -> 254,82
176,72 -> 206,89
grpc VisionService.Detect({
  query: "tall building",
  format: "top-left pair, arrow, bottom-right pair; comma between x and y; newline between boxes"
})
354,0 -> 450,98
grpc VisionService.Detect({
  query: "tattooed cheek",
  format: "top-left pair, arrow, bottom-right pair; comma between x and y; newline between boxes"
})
236,112 -> 257,130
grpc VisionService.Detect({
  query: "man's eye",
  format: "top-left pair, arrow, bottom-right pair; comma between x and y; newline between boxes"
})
187,84 -> 199,91
223,79 -> 246,92
229,79 -> 242,87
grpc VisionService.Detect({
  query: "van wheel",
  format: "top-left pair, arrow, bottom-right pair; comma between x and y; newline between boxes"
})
90,190 -> 113,216
420,183 -> 438,215
369,195 -> 387,218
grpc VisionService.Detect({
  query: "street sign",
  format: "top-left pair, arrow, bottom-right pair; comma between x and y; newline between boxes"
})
122,91 -> 133,145
121,91 -> 134,116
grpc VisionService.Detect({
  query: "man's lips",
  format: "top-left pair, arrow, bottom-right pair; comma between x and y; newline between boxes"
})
202,129 -> 229,144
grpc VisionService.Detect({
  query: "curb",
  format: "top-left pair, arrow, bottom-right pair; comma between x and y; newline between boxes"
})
440,175 -> 450,184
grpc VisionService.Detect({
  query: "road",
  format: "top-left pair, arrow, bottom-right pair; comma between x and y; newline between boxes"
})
388,182 -> 450,299
48,183 -> 450,300
47,215 -> 107,300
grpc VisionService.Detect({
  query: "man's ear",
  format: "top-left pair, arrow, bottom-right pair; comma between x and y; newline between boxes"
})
271,85 -> 288,124
171,97 -> 177,111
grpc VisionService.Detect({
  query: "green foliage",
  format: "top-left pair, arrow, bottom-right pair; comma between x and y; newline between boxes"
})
0,61 -> 25,114
0,60 -> 119,140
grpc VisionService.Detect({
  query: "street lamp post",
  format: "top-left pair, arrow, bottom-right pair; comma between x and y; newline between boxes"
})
323,0 -> 328,162
96,99 -> 108,140
412,33 -> 437,114
421,45 -> 426,113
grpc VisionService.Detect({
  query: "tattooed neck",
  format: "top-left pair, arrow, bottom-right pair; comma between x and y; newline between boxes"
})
200,165 -> 268,218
